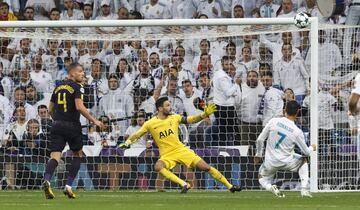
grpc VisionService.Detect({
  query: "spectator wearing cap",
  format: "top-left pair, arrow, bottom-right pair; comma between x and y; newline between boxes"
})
60,0 -> 84,20
95,0 -> 118,34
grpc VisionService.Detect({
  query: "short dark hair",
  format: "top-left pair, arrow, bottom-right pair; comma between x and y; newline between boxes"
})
182,79 -> 192,86
68,62 -> 82,73
50,8 -> 61,14
285,100 -> 299,116
37,104 -> 48,111
262,71 -> 273,78
155,97 -> 169,110
221,56 -> 231,64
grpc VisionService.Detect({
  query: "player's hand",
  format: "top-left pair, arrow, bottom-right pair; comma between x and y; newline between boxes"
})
94,120 -> 105,130
204,103 -> 217,117
311,144 -> 317,151
118,142 -> 130,149
254,156 -> 262,165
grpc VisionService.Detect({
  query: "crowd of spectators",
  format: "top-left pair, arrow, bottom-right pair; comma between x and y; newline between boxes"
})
0,0 -> 359,157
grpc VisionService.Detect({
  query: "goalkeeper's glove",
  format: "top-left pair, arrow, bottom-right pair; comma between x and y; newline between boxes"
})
204,103 -> 217,117
118,142 -> 130,149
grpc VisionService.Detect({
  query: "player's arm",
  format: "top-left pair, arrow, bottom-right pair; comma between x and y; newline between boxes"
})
349,93 -> 360,116
254,119 -> 272,162
181,103 -> 217,124
119,123 -> 148,148
75,98 -> 103,128
294,132 -> 316,156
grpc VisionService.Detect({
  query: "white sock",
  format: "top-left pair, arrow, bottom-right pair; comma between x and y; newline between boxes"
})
65,184 -> 72,189
298,162 -> 309,189
259,177 -> 272,191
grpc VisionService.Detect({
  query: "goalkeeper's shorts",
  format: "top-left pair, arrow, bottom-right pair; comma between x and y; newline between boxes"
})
160,147 -> 202,170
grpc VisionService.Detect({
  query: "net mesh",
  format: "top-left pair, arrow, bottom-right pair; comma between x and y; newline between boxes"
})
0,22 -> 359,192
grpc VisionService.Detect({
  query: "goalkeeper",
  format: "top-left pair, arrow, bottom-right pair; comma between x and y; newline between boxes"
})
119,96 -> 241,193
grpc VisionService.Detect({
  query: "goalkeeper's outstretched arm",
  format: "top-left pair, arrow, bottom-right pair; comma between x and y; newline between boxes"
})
181,103 -> 217,124
119,123 -> 148,148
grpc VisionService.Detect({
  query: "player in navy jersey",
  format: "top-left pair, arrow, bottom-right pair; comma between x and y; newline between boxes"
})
42,63 -> 104,199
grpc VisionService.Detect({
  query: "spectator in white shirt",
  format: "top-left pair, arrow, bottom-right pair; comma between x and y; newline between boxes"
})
258,71 -> 284,126
88,115 -> 121,147
2,104 -> 27,146
29,55 -> 53,94
277,0 -> 296,17
274,44 -> 309,105
60,0 -> 84,20
10,87 -> 36,121
239,70 -> 265,147
25,0 -> 56,20
196,0 -> 222,18
95,0 -> 117,34
78,40 -> 106,74
170,0 -> 197,19
212,56 -> 241,145
0,93 -> 11,140
259,0 -> 280,18
10,38 -> 32,76
180,79 -> 208,147
114,58 -> 135,92
149,52 -> 164,80
124,110 -> 151,148
98,73 -> 134,139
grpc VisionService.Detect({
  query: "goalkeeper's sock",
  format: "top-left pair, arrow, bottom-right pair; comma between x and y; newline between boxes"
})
208,167 -> 232,189
298,162 -> 309,189
44,159 -> 58,182
66,157 -> 81,186
159,168 -> 187,187
259,177 -> 272,191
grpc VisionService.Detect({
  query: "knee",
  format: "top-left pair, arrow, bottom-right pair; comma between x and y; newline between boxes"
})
154,161 -> 165,172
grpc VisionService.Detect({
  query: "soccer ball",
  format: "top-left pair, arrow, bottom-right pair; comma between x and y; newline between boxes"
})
293,12 -> 309,28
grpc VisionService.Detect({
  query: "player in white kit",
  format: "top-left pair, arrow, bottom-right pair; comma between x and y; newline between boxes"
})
349,74 -> 360,160
254,101 -> 316,197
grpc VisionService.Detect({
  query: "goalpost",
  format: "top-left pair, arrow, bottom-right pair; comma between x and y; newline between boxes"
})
3,16 -> 359,193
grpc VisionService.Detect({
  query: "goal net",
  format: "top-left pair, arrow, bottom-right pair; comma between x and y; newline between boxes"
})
0,18 -> 358,192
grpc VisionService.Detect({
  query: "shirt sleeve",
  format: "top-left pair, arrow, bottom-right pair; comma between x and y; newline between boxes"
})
255,119 -> 273,157
74,83 -> 84,99
294,131 -> 312,156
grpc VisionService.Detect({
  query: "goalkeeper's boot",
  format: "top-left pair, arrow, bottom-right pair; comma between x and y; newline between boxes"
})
270,185 -> 285,198
301,189 -> 313,198
42,180 -> 55,199
63,185 -> 76,199
180,183 -> 191,194
229,185 -> 242,193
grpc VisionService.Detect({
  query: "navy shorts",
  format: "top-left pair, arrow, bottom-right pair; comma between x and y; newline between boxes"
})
49,121 -> 83,152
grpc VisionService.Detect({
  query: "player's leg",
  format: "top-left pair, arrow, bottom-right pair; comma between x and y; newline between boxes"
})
63,149 -> 82,199
298,158 -> 312,197
43,151 -> 61,199
63,127 -> 84,199
195,159 -> 241,192
43,125 -> 67,199
154,159 -> 188,190
258,163 -> 284,197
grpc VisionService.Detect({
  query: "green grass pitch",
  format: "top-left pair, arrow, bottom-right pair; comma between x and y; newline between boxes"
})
0,190 -> 359,210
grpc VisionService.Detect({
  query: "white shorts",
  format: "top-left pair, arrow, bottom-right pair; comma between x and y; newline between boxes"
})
259,154 -> 304,178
